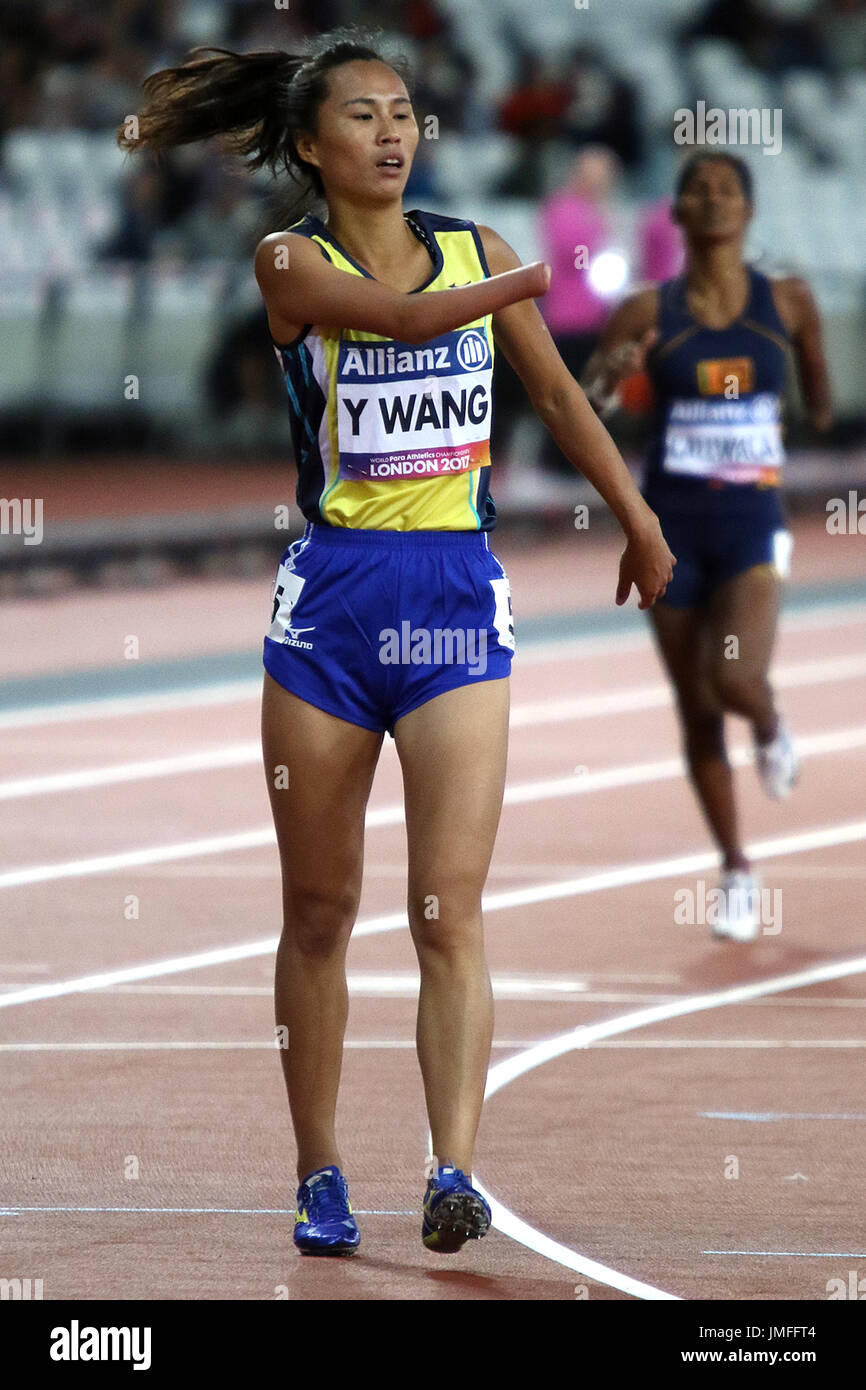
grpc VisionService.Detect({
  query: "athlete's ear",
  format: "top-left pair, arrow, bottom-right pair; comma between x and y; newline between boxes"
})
294,132 -> 321,172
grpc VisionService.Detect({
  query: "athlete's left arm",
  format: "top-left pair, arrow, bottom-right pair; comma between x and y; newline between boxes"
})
476,224 -> 675,609
774,276 -> 833,432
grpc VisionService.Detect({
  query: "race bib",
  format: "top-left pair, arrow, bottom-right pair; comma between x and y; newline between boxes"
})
662,394 -> 784,485
335,328 -> 492,482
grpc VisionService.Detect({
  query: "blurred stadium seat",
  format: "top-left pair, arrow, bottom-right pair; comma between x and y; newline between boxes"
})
0,0 -> 863,437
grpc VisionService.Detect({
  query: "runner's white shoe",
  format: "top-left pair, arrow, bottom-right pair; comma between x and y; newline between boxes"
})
712,869 -> 762,942
755,719 -> 799,798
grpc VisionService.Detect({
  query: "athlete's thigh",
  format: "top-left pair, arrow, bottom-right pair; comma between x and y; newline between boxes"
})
648,600 -> 720,715
706,563 -> 780,685
261,672 -> 384,905
394,677 -> 510,902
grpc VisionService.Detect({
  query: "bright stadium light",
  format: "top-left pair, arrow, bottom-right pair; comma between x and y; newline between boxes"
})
588,250 -> 630,297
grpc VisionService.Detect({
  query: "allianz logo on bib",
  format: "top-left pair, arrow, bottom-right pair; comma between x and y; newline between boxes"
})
340,328 -> 490,380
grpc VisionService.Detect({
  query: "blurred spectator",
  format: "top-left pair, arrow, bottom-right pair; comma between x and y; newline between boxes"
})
637,198 -> 685,284
537,147 -> 619,476
97,160 -> 198,262
412,33 -> 481,135
202,305 -> 288,454
226,0 -> 308,50
560,47 -> 643,171
167,164 -> 265,263
814,0 -> 866,76
0,3 -> 49,138
681,0 -> 824,74
494,51 -> 570,197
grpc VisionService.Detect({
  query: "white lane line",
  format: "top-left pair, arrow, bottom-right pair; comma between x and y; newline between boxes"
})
0,1206 -> 413,1217
703,1250 -> 866,1259
4,1038 -> 866,1052
509,652 -> 866,730
580,1039 -> 866,1048
474,950 -> 866,1300
97,974 -> 589,1001
20,983 -> 865,1011
0,1039 -> 550,1051
1,602 -> 863,731
701,1111 -> 866,1120
4,813 -> 866,1009
4,718 -> 866,887
5,656 -> 866,800
0,744 -> 260,800
0,681 -> 262,730
49,985 -> 866,1009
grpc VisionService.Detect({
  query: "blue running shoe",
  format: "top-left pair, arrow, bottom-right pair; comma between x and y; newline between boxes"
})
293,1166 -> 360,1256
422,1164 -> 491,1253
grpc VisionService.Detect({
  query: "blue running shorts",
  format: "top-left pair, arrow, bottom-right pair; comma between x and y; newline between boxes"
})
645,484 -> 792,609
263,523 -> 515,736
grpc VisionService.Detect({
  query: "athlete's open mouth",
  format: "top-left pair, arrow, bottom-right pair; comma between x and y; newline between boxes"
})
376,155 -> 404,169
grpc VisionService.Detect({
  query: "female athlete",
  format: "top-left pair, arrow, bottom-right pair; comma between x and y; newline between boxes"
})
121,27 -> 674,1256
584,151 -> 832,941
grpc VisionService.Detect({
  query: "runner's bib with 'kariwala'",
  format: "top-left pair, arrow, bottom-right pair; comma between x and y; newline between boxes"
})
646,266 -> 791,495
272,208 -> 497,532
662,392 -> 784,485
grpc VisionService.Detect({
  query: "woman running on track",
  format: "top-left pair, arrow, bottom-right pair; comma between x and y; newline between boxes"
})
584,151 -> 832,941
121,27 -> 674,1257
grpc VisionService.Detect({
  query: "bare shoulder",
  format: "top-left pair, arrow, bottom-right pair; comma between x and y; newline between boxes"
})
254,231 -> 329,343
475,223 -> 523,275
769,273 -> 821,334
254,230 -> 323,287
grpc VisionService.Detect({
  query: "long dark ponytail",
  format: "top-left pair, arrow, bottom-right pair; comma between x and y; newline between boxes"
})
117,25 -> 414,210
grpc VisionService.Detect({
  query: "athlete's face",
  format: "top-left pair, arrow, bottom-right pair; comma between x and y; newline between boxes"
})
296,60 -> 418,201
674,160 -> 752,246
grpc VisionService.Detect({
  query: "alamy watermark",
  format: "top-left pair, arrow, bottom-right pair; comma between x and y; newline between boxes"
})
379,622 -> 488,675
0,497 -> 43,545
0,1277 -> 43,1299
826,491 -> 866,534
674,101 -> 782,156
674,879 -> 782,934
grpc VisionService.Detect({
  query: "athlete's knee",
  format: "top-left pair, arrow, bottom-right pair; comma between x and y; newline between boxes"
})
713,667 -> 771,717
407,877 -> 484,956
283,883 -> 359,957
680,703 -> 725,760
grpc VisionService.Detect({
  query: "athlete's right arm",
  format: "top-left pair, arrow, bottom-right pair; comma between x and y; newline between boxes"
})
254,232 -> 550,345
581,287 -> 659,414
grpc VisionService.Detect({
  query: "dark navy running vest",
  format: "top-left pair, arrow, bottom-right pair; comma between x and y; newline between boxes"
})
645,267 -> 792,507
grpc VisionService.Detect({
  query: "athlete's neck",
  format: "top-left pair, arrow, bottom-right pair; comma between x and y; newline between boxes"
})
322,200 -> 416,279
682,241 -> 752,326
684,240 -> 747,298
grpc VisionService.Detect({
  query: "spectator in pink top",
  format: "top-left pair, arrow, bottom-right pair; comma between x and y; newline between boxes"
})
638,197 -> 685,284
538,146 -> 620,475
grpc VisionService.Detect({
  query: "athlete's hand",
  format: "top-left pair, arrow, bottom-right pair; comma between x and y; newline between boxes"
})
601,327 -> 658,390
615,513 -> 676,610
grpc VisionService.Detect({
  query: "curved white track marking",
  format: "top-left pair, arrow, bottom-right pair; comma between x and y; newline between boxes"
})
474,951 -> 866,1300
4,814 -> 866,1007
